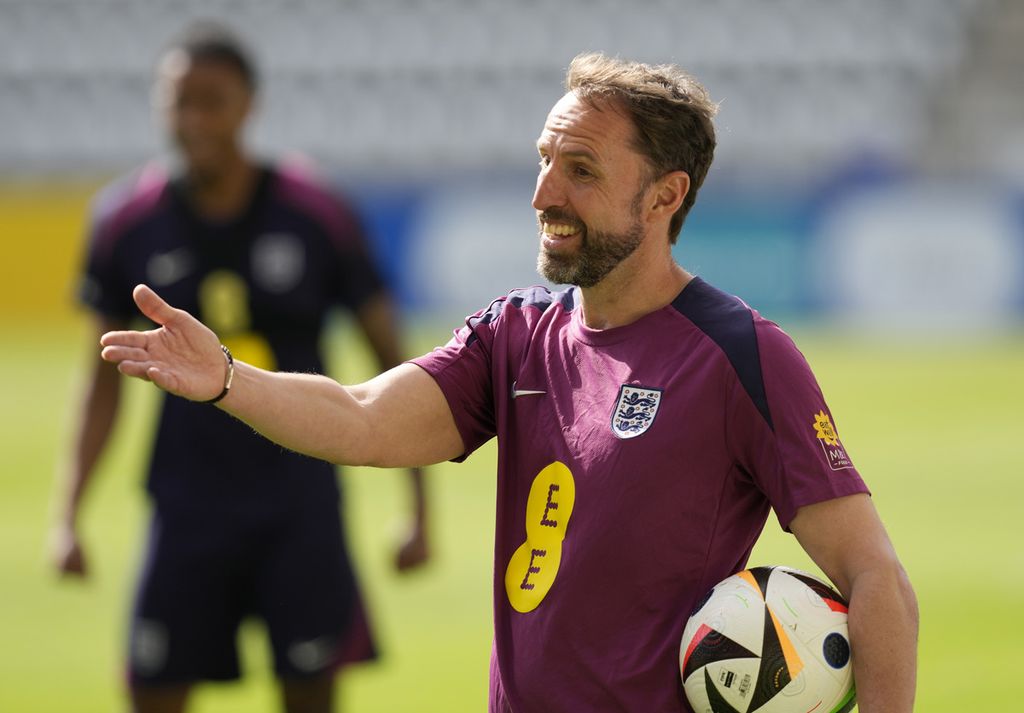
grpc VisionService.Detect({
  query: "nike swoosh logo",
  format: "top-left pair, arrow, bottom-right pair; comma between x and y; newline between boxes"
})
511,381 -> 546,399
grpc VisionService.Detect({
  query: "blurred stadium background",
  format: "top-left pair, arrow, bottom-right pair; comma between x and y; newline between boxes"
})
1,0 -> 1021,711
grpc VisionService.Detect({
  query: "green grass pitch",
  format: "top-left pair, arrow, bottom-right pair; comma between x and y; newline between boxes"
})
0,318 -> 1020,711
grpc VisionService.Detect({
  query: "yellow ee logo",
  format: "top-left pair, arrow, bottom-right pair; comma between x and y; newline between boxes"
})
198,270 -> 277,371
504,461 -> 576,613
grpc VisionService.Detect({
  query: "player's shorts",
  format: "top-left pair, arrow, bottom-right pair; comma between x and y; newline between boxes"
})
126,497 -> 376,685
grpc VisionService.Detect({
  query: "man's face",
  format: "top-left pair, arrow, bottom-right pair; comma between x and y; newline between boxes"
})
153,50 -> 252,178
532,92 -> 653,288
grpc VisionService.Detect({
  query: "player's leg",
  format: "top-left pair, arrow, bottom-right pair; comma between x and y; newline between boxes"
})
128,508 -> 247,708
129,684 -> 190,713
279,673 -> 334,713
256,496 -> 377,713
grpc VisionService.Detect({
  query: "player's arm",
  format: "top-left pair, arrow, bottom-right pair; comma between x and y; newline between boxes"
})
790,493 -> 918,713
354,291 -> 430,571
51,316 -> 127,578
100,284 -> 464,468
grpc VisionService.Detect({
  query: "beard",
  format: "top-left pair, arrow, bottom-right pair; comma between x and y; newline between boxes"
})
536,207 -> 645,289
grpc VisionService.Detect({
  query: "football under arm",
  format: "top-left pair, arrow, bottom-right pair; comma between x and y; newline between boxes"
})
218,360 -> 466,468
790,494 -> 919,713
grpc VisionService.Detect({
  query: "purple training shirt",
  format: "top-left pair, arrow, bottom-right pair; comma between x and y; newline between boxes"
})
412,277 -> 868,713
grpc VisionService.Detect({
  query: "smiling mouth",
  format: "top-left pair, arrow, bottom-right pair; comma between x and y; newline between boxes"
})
541,221 -> 583,238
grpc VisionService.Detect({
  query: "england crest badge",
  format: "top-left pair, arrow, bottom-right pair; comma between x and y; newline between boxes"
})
611,385 -> 662,439
252,232 -> 306,294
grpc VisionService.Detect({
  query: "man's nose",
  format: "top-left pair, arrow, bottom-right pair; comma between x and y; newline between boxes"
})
532,164 -> 565,212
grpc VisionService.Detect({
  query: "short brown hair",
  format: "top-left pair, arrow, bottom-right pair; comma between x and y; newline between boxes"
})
168,21 -> 258,91
566,53 -> 718,243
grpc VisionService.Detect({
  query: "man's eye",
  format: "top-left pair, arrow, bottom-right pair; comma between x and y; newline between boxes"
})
574,166 -> 592,178
538,155 -> 551,167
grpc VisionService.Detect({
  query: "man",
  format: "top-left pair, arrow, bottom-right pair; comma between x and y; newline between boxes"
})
98,53 -> 918,712
51,23 -> 429,713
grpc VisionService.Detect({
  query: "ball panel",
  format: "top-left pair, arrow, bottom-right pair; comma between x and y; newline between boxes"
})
703,667 -> 743,713
764,568 -> 850,646
698,658 -> 761,713
827,684 -> 857,713
781,567 -> 849,612
741,565 -> 776,600
679,573 -> 767,663
822,632 -> 851,669
681,623 -> 759,683
766,606 -> 804,678
748,604 -> 797,711
681,567 -> 857,713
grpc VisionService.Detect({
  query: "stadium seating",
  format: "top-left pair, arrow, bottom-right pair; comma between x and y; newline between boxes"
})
0,0 -> 985,176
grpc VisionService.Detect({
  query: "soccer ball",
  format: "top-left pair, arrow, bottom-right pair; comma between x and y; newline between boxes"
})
679,566 -> 856,713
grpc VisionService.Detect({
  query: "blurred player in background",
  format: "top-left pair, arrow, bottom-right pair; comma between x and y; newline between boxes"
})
97,53 -> 918,712
50,22 -> 429,713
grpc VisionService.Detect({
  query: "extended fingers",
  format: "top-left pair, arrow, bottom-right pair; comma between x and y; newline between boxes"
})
100,330 -> 149,349
100,344 -> 151,364
115,360 -> 154,381
101,339 -> 157,381
113,360 -> 183,395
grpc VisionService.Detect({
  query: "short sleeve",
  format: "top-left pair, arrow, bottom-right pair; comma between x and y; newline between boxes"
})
410,304 -> 501,460
77,191 -> 135,321
729,319 -> 870,529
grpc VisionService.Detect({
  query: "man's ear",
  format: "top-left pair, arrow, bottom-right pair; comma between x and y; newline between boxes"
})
648,171 -> 690,221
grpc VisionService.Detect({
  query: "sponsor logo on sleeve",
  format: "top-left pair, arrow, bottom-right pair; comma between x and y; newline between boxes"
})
812,410 -> 854,470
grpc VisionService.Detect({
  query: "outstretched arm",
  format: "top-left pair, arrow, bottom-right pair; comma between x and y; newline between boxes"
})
355,291 -> 432,571
790,493 -> 918,713
100,285 -> 465,468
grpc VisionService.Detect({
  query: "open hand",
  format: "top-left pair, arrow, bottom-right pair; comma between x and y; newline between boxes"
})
100,285 -> 226,402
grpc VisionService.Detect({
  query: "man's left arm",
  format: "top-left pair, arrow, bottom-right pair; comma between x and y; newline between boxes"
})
790,493 -> 918,713
355,292 -> 430,572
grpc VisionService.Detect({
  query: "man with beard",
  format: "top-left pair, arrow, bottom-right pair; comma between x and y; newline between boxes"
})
97,53 -> 918,713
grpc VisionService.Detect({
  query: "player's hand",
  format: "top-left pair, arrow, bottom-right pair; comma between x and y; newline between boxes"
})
100,285 -> 226,402
394,521 -> 430,573
51,524 -> 88,579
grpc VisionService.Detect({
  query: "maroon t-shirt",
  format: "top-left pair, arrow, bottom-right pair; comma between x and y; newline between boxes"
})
412,278 -> 868,713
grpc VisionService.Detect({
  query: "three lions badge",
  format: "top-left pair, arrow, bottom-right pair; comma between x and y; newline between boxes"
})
611,385 -> 662,439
